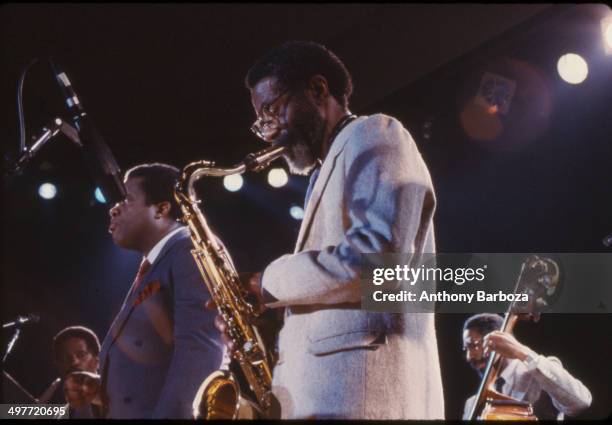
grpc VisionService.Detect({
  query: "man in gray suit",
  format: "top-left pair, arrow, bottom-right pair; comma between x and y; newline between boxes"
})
215,41 -> 445,419
65,163 -> 225,418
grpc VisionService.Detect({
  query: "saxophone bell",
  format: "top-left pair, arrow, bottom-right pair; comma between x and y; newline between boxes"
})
192,370 -> 279,419
192,370 -> 240,419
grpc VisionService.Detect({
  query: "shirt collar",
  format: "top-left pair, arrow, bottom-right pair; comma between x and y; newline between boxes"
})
145,226 -> 184,264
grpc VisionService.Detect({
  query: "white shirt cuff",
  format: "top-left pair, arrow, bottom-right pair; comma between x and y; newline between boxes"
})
523,349 -> 541,372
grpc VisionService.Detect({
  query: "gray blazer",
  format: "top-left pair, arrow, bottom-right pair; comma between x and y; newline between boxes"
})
99,227 -> 224,418
261,114 -> 445,419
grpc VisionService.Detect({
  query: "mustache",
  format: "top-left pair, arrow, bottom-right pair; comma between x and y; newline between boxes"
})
272,129 -> 291,148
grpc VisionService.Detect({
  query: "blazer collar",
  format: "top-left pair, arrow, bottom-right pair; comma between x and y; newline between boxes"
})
294,116 -> 365,252
146,226 -> 189,274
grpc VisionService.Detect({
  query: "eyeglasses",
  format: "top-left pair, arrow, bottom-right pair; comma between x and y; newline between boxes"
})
463,340 -> 483,352
250,89 -> 293,141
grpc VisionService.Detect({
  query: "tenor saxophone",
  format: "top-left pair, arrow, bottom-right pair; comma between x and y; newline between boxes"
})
174,144 -> 286,419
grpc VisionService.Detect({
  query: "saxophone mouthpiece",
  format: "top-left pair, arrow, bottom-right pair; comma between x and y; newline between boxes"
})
244,144 -> 287,172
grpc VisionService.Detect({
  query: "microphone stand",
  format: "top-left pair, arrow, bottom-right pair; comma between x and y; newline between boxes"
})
50,58 -> 127,206
5,122 -> 57,176
2,328 -> 21,365
6,118 -> 82,176
2,315 -> 39,364
6,57 -> 127,206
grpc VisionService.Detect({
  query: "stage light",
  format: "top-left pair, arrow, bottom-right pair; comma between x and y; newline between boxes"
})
38,183 -> 57,200
223,174 -> 243,192
475,72 -> 517,115
268,168 -> 288,188
289,205 -> 304,220
557,53 -> 588,85
94,187 -> 107,204
605,23 -> 612,48
602,16 -> 612,52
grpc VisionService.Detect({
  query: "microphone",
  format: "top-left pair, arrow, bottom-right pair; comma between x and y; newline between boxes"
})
49,58 -> 127,205
2,314 -> 40,330
49,59 -> 85,123
603,233 -> 612,248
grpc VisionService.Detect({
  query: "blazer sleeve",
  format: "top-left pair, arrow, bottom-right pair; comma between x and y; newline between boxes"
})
526,354 -> 592,417
151,239 -> 226,419
261,115 -> 436,307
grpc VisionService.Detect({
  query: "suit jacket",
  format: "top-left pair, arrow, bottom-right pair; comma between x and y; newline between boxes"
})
261,114 -> 445,419
462,356 -> 592,420
99,227 -> 224,418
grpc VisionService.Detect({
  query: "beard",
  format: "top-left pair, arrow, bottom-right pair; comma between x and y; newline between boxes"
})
275,97 -> 326,176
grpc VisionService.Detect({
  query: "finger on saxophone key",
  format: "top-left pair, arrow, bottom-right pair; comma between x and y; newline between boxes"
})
205,299 -> 217,310
214,314 -> 235,352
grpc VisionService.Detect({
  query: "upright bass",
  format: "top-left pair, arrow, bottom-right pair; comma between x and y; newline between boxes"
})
467,255 -> 560,420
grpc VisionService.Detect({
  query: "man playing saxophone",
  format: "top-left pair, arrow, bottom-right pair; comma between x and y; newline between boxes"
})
213,41 -> 445,419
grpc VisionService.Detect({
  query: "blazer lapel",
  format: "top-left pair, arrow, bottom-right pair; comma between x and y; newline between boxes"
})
294,117 -> 364,252
101,227 -> 189,357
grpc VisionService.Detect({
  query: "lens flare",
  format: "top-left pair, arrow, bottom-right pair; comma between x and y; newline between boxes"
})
605,22 -> 612,50
38,183 -> 57,200
289,205 -> 304,220
223,174 -> 243,192
95,187 -> 107,203
267,168 -> 288,188
557,53 -> 588,85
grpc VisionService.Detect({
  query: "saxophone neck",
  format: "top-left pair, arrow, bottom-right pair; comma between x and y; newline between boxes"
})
243,144 -> 287,172
174,160 -> 214,202
176,144 -> 287,201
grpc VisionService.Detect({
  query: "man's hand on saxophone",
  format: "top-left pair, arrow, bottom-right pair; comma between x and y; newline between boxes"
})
238,271 -> 267,309
206,271 -> 274,355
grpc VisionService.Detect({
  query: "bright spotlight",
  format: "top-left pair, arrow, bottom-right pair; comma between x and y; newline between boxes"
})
557,53 -> 588,85
94,187 -> 107,204
38,183 -> 57,200
268,168 -> 288,188
603,17 -> 612,52
606,25 -> 612,49
223,174 -> 243,192
289,205 -> 304,220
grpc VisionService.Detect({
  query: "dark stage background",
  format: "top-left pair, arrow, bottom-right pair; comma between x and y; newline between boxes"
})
1,4 -> 611,419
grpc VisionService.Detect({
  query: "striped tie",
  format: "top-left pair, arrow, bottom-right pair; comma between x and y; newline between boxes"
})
304,166 -> 321,210
128,258 -> 151,298
495,376 -> 506,393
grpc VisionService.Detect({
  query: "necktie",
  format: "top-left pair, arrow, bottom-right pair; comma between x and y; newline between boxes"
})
494,376 -> 506,393
128,258 -> 151,298
304,166 -> 321,210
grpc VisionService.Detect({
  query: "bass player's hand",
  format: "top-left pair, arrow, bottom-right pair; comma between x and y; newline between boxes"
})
483,331 -> 534,361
